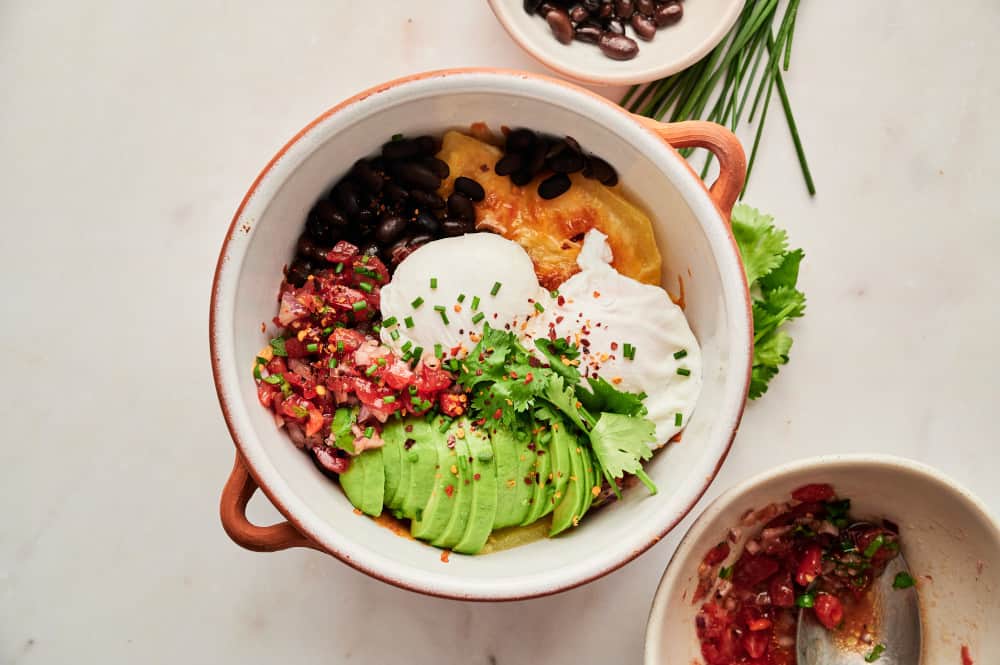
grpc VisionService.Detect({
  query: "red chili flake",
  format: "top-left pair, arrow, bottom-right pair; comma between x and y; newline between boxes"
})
404,424 -> 413,433
509,370 -> 518,379
610,342 -> 619,350
444,485 -> 455,498
492,408 -> 502,420
592,290 -> 601,298
557,295 -> 565,306
524,476 -> 534,485
555,315 -> 564,324
473,473 -> 481,481
524,373 -> 533,384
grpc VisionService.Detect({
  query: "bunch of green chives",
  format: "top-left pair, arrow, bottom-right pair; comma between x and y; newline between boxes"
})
621,0 -> 814,196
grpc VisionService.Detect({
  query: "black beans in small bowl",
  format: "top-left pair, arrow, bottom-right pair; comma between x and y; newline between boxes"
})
524,0 -> 684,60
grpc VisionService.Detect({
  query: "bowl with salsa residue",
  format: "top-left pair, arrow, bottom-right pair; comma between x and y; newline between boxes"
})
644,455 -> 1000,665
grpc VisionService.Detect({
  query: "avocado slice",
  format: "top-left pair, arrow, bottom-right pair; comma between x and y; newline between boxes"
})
550,432 -> 586,536
400,422 -> 439,520
454,424 -> 497,554
520,428 -> 554,526
339,447 -> 385,517
546,416 -> 573,513
389,424 -> 415,514
380,420 -> 404,509
579,444 -> 597,517
510,428 -> 538,526
411,428 -> 459,542
433,422 -> 474,549
488,426 -> 521,529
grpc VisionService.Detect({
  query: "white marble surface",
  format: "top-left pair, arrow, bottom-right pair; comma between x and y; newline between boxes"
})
2,1 -> 999,663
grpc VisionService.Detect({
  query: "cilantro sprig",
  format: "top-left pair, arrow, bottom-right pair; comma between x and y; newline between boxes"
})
459,324 -> 658,495
731,204 -> 806,399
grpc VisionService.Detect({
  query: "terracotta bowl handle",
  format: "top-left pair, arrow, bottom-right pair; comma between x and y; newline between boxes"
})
635,118 -> 747,219
220,453 -> 318,552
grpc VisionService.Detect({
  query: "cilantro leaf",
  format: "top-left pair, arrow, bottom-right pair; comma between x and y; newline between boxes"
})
533,337 -> 582,385
575,376 -> 647,417
330,407 -> 356,453
760,248 -> 804,292
754,330 -> 793,367
589,412 -> 657,494
731,205 -> 788,285
543,374 -> 592,432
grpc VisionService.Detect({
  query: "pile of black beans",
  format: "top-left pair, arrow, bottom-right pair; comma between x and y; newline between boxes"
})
288,135 -> 487,286
524,0 -> 684,60
496,128 -> 619,199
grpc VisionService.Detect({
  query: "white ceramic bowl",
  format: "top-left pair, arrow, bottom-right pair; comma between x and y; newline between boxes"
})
645,455 -> 1000,663
488,0 -> 746,86
211,68 -> 752,600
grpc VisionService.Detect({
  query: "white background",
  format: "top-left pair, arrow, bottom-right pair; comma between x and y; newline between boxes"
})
2,1 -> 999,663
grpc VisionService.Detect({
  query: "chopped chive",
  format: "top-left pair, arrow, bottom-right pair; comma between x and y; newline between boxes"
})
263,374 -> 283,385
457,293 -> 466,303
439,310 -> 450,325
534,302 -> 545,313
411,297 -> 424,308
795,592 -> 815,608
328,357 -> 338,368
412,346 -> 424,361
719,566 -> 733,580
377,357 -> 386,367
365,365 -> 377,376
391,133 -> 403,141
471,312 -> 485,325
372,323 -> 381,334
448,359 -> 460,371
322,327 -> 333,336
336,341 -> 344,353
674,349 -> 688,360
358,281 -> 372,293
352,301 -> 367,312
409,385 -> 418,395
383,396 -> 396,404
550,289 -> 559,298
471,296 -> 481,310
892,572 -> 915,590
390,330 -> 400,341
361,255 -> 370,264
401,340 -> 413,353
404,316 -> 415,328
439,418 -> 451,433
364,426 -> 374,438
382,316 -> 397,328
433,305 -> 446,312
434,344 -> 443,358
334,262 -> 344,274
269,337 -> 287,357
674,413 -> 683,427
306,343 -> 319,352
253,363 -> 263,380
677,368 -> 691,376
430,277 -> 438,289
863,535 -> 886,558
864,644 -> 886,663
490,282 -> 502,296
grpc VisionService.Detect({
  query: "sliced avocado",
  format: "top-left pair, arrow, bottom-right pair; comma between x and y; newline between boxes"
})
400,422 -> 439,519
390,424 -> 415,513
550,432 -> 585,536
380,420 -> 404,509
521,428 -> 554,526
510,428 -> 537,526
411,430 -> 459,542
339,447 -> 385,517
433,422 -> 474,549
546,416 -> 573,513
489,426 -> 520,529
579,444 -> 596,517
454,424 -> 497,554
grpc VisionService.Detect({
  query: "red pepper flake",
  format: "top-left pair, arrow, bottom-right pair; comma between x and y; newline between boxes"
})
610,341 -> 619,350
962,645 -> 974,665
557,295 -> 566,306
592,290 -> 601,298
509,370 -> 518,379
524,373 -> 533,384
473,473 -> 481,481
492,408 -> 502,420
440,549 -> 451,563
444,485 -> 455,498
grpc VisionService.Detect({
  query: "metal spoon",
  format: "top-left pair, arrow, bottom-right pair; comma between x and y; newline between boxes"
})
796,554 -> 922,664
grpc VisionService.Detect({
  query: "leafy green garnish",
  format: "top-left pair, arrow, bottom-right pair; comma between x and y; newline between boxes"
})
865,644 -> 886,662
892,572 -> 915,589
269,337 -> 287,357
731,204 -> 806,399
589,413 -> 657,494
330,408 -> 356,454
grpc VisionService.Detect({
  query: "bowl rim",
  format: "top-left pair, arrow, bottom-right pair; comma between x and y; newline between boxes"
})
643,453 -> 1000,662
486,0 -> 747,86
210,67 -> 753,600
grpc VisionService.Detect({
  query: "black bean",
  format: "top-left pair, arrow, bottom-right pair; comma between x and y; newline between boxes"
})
359,242 -> 381,259
654,0 -> 682,26
375,214 -> 407,244
447,193 -> 476,222
548,149 -> 586,174
525,141 -> 549,176
351,159 -> 383,194
453,176 -> 485,202
636,0 -> 655,15
409,189 -> 445,211
537,2 -> 558,16
495,153 -> 523,176
523,0 -> 544,13
388,236 -> 414,265
615,0 -> 635,18
538,173 -> 572,199
331,179 -> 363,219
631,12 -> 657,39
583,155 -> 619,186
384,182 -> 409,203
506,128 -> 537,154
305,200 -> 347,245
355,208 -> 376,227
563,135 -> 583,154
599,31 -> 639,60
287,259 -> 313,287
420,157 -> 450,180
296,234 -> 329,261
568,4 -> 590,22
583,0 -> 601,10
382,138 -> 421,161
441,219 -> 472,237
413,212 -> 441,235
606,18 -> 626,34
575,23 -> 603,43
511,169 -> 535,186
546,8 -> 574,44
413,135 -> 441,156
598,2 -> 614,18
391,161 -> 441,191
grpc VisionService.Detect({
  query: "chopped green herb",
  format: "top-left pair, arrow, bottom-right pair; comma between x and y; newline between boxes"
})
263,374 -> 283,385
411,297 -> 424,308
433,305 -> 446,312
364,426 -> 374,438
404,316 -> 415,328
673,349 -> 688,360
430,277 -> 438,289
361,255 -> 370,264
550,289 -> 559,298
306,343 -> 319,353
892,572 -> 915,590
865,644 -> 886,662
289,405 -> 308,418
434,344 -> 443,359
863,534 -> 885,559
401,340 -> 413,353
365,365 -> 377,376
337,340 -> 344,352
328,357 -> 338,369
490,281 -> 502,296
719,566 -> 733,580
269,337 -> 287,357
412,346 -> 424,361
352,301 -> 367,312
334,262 -> 344,274
322,327 -> 333,336
457,293 -> 466,303
534,302 -> 545,313
795,592 -> 815,608
280,381 -> 292,397
438,310 -> 450,325
439,418 -> 451,433
677,368 -> 691,376
359,281 -> 373,293
382,316 -> 397,328
377,357 -> 387,367
675,413 -> 683,427
471,312 -> 485,325
383,396 -> 396,404
253,363 -> 263,380
471,295 -> 481,310
390,330 -> 400,341
391,133 -> 403,141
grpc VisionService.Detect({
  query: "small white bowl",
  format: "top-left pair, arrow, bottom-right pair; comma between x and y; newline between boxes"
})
644,454 -> 1000,664
487,0 -> 746,86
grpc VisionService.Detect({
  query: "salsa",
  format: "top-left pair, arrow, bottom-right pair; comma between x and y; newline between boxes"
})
694,484 -> 904,665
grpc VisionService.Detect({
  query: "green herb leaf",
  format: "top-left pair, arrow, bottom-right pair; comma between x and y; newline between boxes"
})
865,644 -> 886,662
331,408 -> 355,453
589,412 -> 657,494
731,205 -> 787,285
892,572 -> 915,590
269,337 -> 287,357
575,376 -> 647,418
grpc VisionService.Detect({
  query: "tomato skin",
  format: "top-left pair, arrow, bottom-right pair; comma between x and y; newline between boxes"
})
704,541 -> 731,566
257,382 -> 279,407
733,553 -> 780,588
304,407 -> 324,437
328,327 -> 366,354
792,483 -> 835,502
769,572 -> 796,607
416,364 -> 453,394
813,593 -> 844,630
796,545 -> 824,586
266,357 -> 287,374
743,630 -> 770,658
325,240 -> 359,265
382,359 -> 415,391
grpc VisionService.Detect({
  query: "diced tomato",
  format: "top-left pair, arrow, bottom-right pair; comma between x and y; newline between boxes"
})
733,553 -> 780,588
304,407 -> 324,437
748,618 -> 772,631
325,240 -> 359,265
962,645 -> 974,665
796,545 -> 824,587
284,336 -> 308,359
768,572 -> 796,608
257,382 -> 279,407
312,445 -> 350,474
348,254 -> 389,288
813,593 -> 844,630
792,483 -> 835,502
704,541 -> 731,566
439,392 -> 468,417
322,284 -> 370,316
382,359 -> 415,390
765,501 -> 824,528
743,630 -> 770,658
416,363 -> 453,394
328,327 -> 366,354
266,357 -> 287,375
279,395 -> 313,421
